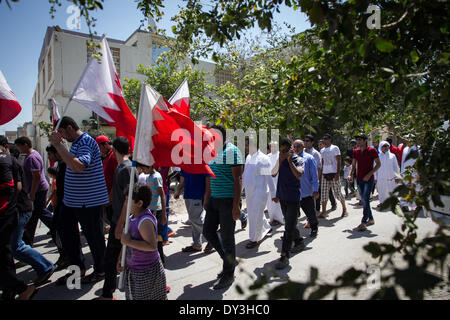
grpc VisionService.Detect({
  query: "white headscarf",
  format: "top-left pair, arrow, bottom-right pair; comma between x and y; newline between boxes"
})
379,140 -> 390,155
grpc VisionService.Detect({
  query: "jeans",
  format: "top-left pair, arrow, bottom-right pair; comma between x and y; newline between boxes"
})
203,198 -> 237,277
25,189 -> 54,246
59,204 -> 106,274
357,178 -> 375,224
280,200 -> 302,258
101,223 -> 122,298
300,197 -> 318,230
0,208 -> 28,299
344,180 -> 355,196
11,211 -> 54,276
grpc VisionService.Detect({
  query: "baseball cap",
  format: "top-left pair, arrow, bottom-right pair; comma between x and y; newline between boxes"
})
95,135 -> 111,145
354,133 -> 368,140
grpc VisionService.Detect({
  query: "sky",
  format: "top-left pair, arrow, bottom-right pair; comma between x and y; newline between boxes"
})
0,0 -> 311,135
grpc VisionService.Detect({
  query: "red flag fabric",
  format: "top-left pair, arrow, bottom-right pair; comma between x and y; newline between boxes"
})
71,36 -> 136,152
0,70 -> 21,126
133,85 -> 216,177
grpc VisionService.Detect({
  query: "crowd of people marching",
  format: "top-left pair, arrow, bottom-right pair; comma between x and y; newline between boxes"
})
0,116 -> 418,300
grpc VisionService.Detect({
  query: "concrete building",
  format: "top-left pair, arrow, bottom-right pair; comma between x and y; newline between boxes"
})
5,131 -> 17,143
32,26 -> 225,166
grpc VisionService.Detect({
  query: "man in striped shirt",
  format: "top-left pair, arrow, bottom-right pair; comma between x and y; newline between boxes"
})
49,116 -> 109,285
203,125 -> 243,290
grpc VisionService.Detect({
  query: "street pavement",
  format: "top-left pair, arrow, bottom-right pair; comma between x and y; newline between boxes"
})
6,191 -> 447,300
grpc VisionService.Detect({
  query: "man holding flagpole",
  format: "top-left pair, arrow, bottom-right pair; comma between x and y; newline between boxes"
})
49,116 -> 109,285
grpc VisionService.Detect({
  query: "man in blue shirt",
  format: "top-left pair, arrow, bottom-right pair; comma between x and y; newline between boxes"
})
272,138 -> 305,270
49,116 -> 109,285
174,170 -> 211,253
294,139 -> 319,238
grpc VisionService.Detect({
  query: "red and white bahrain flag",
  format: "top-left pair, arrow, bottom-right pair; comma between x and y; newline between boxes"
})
71,36 -> 136,150
134,84 -> 217,177
0,70 -> 22,126
168,78 -> 190,117
50,98 -> 60,131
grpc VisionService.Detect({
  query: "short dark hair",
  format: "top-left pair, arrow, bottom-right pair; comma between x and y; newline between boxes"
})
58,116 -> 80,131
0,135 -> 8,147
46,145 -> 57,154
112,136 -> 129,155
8,144 -> 20,158
344,156 -> 352,163
386,137 -> 393,144
132,183 -> 152,209
280,137 -> 292,148
47,166 -> 57,176
210,124 -> 226,142
15,136 -> 32,148
136,162 -> 150,169
305,134 -> 314,141
322,133 -> 332,140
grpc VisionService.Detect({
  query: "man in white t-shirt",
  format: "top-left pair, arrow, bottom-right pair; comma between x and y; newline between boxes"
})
319,134 -> 347,218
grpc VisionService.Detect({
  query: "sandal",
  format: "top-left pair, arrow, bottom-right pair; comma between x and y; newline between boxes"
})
17,285 -> 38,300
182,246 -> 202,253
81,272 -> 105,284
204,243 -> 215,254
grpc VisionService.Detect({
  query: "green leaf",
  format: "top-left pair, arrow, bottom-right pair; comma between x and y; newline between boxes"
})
359,43 -> 365,57
410,50 -> 419,63
374,38 -> 396,53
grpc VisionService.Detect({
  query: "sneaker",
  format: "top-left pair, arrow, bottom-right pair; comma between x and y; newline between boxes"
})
318,213 -> 328,219
33,266 -> 55,287
275,255 -> 290,270
213,275 -> 234,290
241,219 -> 247,230
330,205 -> 337,211
357,224 -> 367,231
366,220 -> 375,226
310,228 -> 318,238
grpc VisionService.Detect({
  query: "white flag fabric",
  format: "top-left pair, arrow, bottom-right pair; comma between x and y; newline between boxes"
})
0,70 -> 21,125
168,78 -> 190,117
70,35 -> 136,147
50,98 -> 60,129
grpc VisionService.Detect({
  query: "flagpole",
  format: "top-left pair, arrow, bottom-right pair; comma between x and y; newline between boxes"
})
54,34 -> 107,131
118,84 -> 146,290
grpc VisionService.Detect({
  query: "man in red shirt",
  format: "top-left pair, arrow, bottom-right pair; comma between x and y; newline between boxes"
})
96,136 -> 118,225
348,133 -> 381,231
386,137 -> 402,167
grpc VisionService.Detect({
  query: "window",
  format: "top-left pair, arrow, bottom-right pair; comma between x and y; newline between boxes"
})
47,49 -> 52,82
215,69 -> 233,86
42,65 -> 46,93
87,42 -> 120,77
37,83 -> 40,104
152,43 -> 169,64
110,47 -> 120,77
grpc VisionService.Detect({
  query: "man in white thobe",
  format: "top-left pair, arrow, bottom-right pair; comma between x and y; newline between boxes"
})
266,142 -> 284,226
399,139 -> 419,211
243,139 -> 277,248
375,141 -> 400,207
